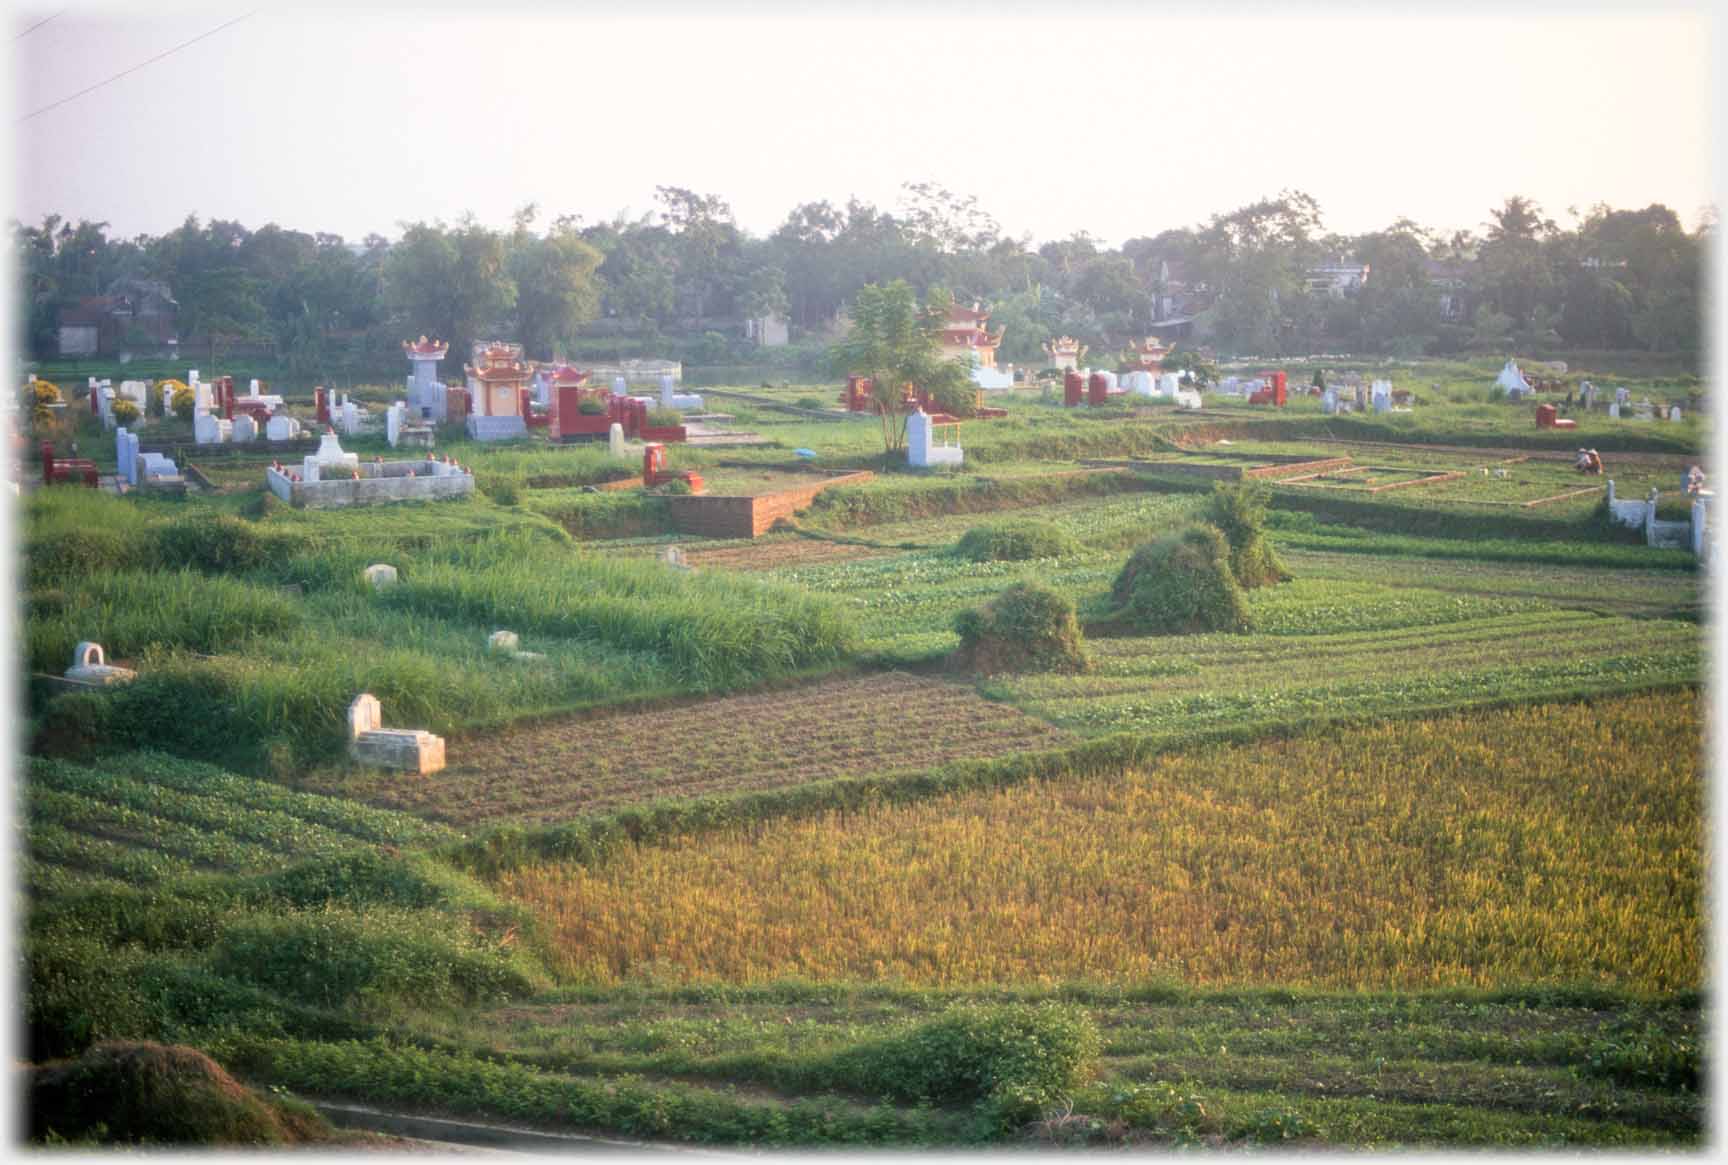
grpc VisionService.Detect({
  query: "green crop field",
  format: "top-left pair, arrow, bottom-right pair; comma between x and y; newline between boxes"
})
18,359 -> 1708,1149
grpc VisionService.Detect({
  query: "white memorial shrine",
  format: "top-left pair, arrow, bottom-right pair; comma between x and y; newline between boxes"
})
1496,360 -> 1532,399
907,407 -> 963,468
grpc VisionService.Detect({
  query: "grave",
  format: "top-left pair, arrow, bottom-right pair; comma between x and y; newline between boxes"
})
266,454 -> 473,508
312,429 -> 360,471
659,373 -> 704,412
363,563 -> 399,589
387,401 -> 435,449
64,642 -> 135,687
1496,360 -> 1532,399
1371,380 -> 1393,414
193,413 -> 233,445
463,341 -> 532,440
115,427 -> 183,491
404,335 -> 453,422
908,407 -> 963,468
348,692 -> 445,775
265,415 -> 302,442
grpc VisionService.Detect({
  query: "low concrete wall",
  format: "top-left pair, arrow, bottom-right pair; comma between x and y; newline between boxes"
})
666,470 -> 875,538
267,460 -> 474,509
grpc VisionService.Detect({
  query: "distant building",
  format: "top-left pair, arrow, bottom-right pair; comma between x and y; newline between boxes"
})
1422,259 -> 1471,322
1305,262 -> 1371,297
1043,335 -> 1086,371
745,313 -> 790,347
937,302 -> 1004,369
57,278 -> 178,358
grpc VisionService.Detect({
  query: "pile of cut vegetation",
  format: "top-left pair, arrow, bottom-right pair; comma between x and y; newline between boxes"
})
26,1041 -> 336,1147
1107,482 -> 1286,634
952,582 -> 1088,673
955,518 -> 1081,561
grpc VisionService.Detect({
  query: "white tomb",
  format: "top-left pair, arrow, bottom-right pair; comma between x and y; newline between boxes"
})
314,430 -> 360,471
347,692 -> 445,775
658,374 -> 704,412
265,415 -> 301,442
193,413 -> 231,444
65,642 -> 136,687
907,407 -> 963,468
1496,360 -> 1532,399
1371,380 -> 1393,414
231,414 -> 258,443
608,422 -> 627,459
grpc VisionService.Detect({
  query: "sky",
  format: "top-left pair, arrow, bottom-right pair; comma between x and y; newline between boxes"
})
7,2 -> 1721,248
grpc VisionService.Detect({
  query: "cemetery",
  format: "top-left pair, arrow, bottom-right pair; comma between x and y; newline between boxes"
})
13,343 -> 1707,1151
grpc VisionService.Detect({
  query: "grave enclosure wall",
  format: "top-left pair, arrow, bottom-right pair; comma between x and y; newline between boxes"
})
665,471 -> 876,538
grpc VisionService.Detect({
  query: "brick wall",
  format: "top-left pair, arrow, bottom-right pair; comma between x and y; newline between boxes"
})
666,470 -> 875,539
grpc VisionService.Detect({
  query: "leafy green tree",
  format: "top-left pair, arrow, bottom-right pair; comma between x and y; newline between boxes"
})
507,206 -> 603,359
383,217 -> 515,361
829,280 -> 971,455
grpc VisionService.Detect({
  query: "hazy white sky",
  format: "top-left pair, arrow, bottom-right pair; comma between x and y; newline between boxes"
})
10,2 -> 1719,247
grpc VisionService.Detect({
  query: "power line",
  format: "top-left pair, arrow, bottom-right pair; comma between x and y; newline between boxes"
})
16,10 -> 255,124
15,10 -> 65,40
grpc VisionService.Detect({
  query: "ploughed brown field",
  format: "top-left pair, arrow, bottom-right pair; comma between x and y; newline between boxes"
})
308,672 -> 1073,826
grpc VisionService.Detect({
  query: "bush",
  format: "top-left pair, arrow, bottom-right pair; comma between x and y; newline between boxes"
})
646,406 -> 683,428
833,1003 -> 1100,1118
27,1041 -> 333,1146
111,398 -> 141,426
1207,480 -> 1286,588
952,582 -> 1088,673
576,396 -> 607,416
795,396 -> 827,411
955,519 -> 1081,562
1111,524 -> 1249,634
171,386 -> 196,422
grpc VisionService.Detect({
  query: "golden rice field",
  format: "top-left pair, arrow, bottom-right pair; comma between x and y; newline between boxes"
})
496,691 -> 1703,992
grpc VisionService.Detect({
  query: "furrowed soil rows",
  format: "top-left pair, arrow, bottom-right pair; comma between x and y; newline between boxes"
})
324,672 -> 1075,825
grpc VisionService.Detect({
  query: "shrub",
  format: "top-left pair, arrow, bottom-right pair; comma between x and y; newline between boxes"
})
1207,480 -> 1286,588
111,398 -> 141,426
26,1041 -> 332,1146
646,406 -> 683,428
955,519 -> 1080,562
576,396 -> 607,416
1111,524 -> 1249,634
833,1003 -> 1100,1118
171,386 -> 196,422
795,396 -> 827,411
952,582 -> 1088,674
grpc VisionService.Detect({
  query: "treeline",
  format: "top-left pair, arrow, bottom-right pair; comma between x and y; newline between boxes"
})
13,184 -> 1709,379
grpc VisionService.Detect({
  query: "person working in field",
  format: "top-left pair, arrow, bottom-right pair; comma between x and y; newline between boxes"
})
1575,448 -> 1604,475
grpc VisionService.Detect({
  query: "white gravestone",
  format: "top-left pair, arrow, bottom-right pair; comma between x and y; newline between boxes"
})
314,430 -> 359,470
265,415 -> 300,442
1156,372 -> 1181,398
386,402 -> 404,447
231,414 -> 258,443
116,427 -> 138,485
907,407 -> 963,468
608,422 -> 627,459
193,413 -> 229,444
363,563 -> 399,590
341,400 -> 362,436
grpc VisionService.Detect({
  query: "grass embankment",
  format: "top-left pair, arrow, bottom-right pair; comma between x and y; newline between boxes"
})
24,490 -> 854,774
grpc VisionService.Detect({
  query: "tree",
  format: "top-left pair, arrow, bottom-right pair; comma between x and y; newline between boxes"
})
383,217 -> 515,360
829,280 -> 971,456
1163,347 -> 1218,387
508,208 -> 603,358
